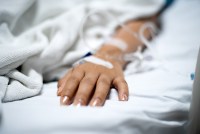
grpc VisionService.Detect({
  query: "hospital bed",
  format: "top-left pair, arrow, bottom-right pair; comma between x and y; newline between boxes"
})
1,0 -> 200,134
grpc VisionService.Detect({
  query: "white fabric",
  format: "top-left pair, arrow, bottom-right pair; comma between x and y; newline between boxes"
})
0,0 -> 164,104
1,0 -> 200,134
74,56 -> 114,69
104,38 -> 128,51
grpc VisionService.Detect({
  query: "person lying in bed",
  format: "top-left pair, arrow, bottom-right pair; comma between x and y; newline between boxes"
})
57,0 -> 173,107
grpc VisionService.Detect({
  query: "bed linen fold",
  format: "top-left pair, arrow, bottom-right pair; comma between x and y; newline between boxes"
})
1,0 -> 200,134
0,0 -> 164,103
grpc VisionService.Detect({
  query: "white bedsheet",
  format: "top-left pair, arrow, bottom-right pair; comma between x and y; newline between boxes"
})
1,0 -> 200,134
0,0 -> 163,105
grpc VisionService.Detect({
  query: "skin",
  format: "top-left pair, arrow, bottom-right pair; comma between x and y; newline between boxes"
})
57,16 -> 158,107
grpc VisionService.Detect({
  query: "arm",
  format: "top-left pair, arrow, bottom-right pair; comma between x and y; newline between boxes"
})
57,16 -> 158,106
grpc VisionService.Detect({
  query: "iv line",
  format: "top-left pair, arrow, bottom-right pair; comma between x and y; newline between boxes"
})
79,9 -> 193,80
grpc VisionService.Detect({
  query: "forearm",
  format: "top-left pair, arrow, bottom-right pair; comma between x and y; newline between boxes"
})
96,17 -> 158,68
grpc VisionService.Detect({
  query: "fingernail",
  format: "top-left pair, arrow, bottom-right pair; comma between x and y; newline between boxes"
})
74,99 -> 84,107
60,96 -> 70,105
91,98 -> 101,107
76,102 -> 81,107
121,94 -> 128,101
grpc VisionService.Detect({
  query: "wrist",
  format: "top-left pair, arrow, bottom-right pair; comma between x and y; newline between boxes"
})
95,48 -> 125,69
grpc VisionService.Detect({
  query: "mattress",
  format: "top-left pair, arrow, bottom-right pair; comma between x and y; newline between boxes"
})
1,0 -> 200,134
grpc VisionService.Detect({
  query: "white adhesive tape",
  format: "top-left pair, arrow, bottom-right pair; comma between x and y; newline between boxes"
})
73,56 -> 113,69
104,38 -> 128,51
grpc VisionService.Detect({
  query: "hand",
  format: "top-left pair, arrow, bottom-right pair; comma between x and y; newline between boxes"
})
57,55 -> 129,106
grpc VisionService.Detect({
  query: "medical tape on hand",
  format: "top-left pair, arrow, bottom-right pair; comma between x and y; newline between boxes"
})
73,56 -> 113,69
104,38 -> 128,52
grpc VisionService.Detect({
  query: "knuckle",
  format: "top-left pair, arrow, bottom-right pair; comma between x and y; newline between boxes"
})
99,76 -> 110,85
99,75 -> 110,84
114,77 -> 127,85
120,79 -> 128,85
82,77 -> 94,85
73,69 -> 84,77
68,76 -> 80,83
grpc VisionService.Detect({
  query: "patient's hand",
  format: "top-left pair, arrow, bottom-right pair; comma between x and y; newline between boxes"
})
57,55 -> 128,106
56,16 -> 159,106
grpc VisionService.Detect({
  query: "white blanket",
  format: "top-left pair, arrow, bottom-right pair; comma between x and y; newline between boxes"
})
1,0 -> 200,134
0,0 -> 163,103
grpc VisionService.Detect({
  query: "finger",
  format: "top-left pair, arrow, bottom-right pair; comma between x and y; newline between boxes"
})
113,77 -> 129,101
57,69 -> 72,90
57,79 -> 63,88
57,69 -> 73,96
57,77 -> 67,89
89,75 -> 111,107
60,69 -> 84,105
57,80 -> 65,96
73,73 -> 99,106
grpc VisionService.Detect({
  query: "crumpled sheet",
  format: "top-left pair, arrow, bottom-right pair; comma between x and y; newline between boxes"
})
0,0 -> 200,134
0,0 -> 163,103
